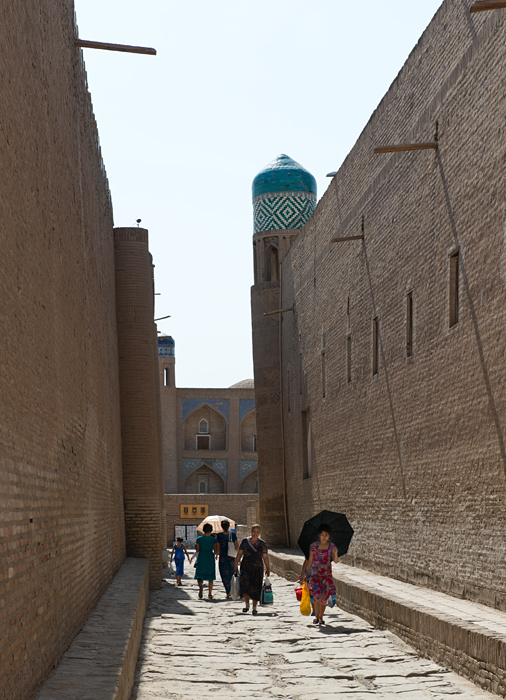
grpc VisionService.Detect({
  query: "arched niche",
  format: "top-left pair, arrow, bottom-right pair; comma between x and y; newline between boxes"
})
265,244 -> 279,282
240,410 -> 257,452
184,404 -> 227,451
184,464 -> 225,494
240,469 -> 258,494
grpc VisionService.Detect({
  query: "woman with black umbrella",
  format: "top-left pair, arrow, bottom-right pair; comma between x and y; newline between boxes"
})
302,523 -> 339,625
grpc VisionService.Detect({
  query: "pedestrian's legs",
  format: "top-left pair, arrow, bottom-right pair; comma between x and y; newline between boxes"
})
197,578 -> 203,598
252,598 -> 258,615
208,581 -> 213,598
176,574 -> 182,585
243,594 -> 250,612
319,600 -> 327,624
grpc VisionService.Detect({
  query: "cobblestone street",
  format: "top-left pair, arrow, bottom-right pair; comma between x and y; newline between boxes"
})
131,571 -> 496,700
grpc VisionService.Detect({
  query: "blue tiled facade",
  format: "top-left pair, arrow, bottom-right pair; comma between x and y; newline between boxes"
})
181,398 -> 230,423
252,154 -> 317,233
239,398 -> 256,424
239,460 -> 257,482
182,458 -> 228,482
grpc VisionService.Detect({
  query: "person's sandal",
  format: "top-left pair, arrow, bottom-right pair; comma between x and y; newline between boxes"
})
242,606 -> 249,613
198,584 -> 203,599
252,609 -> 258,616
208,594 -> 213,599
313,618 -> 319,624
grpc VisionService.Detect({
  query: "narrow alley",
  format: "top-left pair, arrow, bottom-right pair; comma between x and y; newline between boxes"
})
130,571 -> 495,700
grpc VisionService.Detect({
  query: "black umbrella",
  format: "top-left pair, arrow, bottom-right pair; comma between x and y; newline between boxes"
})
297,510 -> 354,560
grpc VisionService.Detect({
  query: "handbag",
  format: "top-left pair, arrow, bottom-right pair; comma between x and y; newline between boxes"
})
300,582 -> 311,616
227,532 -> 237,558
230,573 -> 240,600
261,576 -> 274,605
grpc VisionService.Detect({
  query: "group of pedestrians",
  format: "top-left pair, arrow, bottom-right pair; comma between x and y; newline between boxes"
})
171,521 -> 270,614
171,520 -> 338,624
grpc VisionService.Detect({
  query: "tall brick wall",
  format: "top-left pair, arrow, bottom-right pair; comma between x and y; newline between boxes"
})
0,3 -> 126,698
114,228 -> 164,590
276,0 -> 506,608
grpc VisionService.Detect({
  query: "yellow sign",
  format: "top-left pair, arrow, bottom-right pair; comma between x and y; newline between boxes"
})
180,504 -> 209,519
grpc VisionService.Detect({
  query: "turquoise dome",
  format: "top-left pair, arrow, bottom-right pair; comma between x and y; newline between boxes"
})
252,154 -> 317,199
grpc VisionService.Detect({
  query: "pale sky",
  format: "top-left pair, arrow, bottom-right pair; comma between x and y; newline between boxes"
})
74,0 -> 443,388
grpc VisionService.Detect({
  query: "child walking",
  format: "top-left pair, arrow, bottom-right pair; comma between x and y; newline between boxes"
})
170,537 -> 191,586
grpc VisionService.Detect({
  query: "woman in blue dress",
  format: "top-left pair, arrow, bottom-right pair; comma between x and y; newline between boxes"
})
194,523 -> 218,599
215,520 -> 239,598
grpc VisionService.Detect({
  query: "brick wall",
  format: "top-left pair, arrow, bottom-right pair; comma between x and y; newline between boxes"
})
273,0 -> 506,608
164,494 -> 257,545
0,3 -> 126,698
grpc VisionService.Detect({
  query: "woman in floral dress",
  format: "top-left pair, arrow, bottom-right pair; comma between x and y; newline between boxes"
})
305,523 -> 339,625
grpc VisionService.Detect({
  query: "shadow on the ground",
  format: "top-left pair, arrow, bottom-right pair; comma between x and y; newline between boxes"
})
318,625 -> 371,635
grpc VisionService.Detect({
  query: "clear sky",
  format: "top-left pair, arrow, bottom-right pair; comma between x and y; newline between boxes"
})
74,0 -> 442,388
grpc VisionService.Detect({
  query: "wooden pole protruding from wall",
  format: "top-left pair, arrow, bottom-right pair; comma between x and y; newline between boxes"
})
263,307 -> 294,317
374,142 -> 438,154
332,235 -> 365,243
470,1 -> 506,12
75,39 -> 157,55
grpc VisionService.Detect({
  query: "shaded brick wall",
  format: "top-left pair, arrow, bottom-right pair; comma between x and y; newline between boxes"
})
276,0 -> 506,608
0,2 -> 126,698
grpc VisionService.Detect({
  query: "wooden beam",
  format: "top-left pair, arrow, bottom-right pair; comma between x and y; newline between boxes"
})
374,142 -> 438,154
75,39 -> 157,56
470,1 -> 506,12
331,236 -> 364,243
263,307 -> 294,317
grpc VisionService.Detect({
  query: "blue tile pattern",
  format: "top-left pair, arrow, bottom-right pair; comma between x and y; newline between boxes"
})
182,458 -> 228,483
253,193 -> 316,233
252,154 -> 317,198
239,398 -> 256,424
239,460 -> 258,482
158,336 -> 175,357
182,398 -> 230,423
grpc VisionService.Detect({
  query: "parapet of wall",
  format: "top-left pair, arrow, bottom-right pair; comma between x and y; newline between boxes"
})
278,0 -> 506,608
0,3 -> 125,699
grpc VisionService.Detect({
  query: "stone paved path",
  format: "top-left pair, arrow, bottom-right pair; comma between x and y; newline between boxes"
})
130,571 -> 497,700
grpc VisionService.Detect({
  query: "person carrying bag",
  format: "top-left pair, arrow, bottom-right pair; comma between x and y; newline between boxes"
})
261,576 -> 274,605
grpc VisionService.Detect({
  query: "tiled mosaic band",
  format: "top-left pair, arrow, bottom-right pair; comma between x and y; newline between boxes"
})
253,193 -> 316,233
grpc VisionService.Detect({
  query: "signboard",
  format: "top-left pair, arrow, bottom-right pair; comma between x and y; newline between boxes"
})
180,504 -> 209,519
173,524 -> 199,546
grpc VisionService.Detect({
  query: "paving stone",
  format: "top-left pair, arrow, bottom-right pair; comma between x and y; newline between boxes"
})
130,572 -> 498,699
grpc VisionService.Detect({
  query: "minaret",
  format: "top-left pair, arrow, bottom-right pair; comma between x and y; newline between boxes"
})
250,154 -> 317,545
158,335 -> 178,494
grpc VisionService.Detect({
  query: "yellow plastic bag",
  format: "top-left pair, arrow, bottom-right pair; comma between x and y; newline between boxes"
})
300,582 -> 311,616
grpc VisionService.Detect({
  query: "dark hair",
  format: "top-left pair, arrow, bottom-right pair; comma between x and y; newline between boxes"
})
203,523 -> 213,534
176,537 -> 184,542
318,523 -> 331,536
221,520 -> 230,531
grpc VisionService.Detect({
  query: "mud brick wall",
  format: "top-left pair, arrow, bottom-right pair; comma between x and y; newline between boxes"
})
277,0 -> 506,608
0,2 -> 125,699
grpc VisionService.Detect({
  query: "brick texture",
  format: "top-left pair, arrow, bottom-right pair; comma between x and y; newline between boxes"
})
261,0 -> 506,609
0,3 -> 126,699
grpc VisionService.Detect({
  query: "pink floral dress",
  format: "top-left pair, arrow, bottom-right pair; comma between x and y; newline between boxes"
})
308,541 -> 337,602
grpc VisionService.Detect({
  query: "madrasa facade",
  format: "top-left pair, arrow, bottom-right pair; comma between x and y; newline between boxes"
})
251,0 -> 506,612
158,335 -> 259,543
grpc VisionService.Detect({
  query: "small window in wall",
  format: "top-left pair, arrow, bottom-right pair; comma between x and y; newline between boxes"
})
406,292 -> 413,358
265,245 -> 279,282
253,241 -> 258,284
299,352 -> 303,394
199,480 -> 207,494
253,435 -> 257,452
198,419 -> 208,434
196,435 -> 211,450
372,317 -> 379,376
321,351 -> 326,398
302,409 -> 312,479
254,479 -> 259,494
164,367 -> 170,387
347,336 -> 352,384
449,252 -> 459,328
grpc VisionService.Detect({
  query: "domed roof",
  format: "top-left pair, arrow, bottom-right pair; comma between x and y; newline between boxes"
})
252,154 -> 317,199
158,334 -> 175,345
